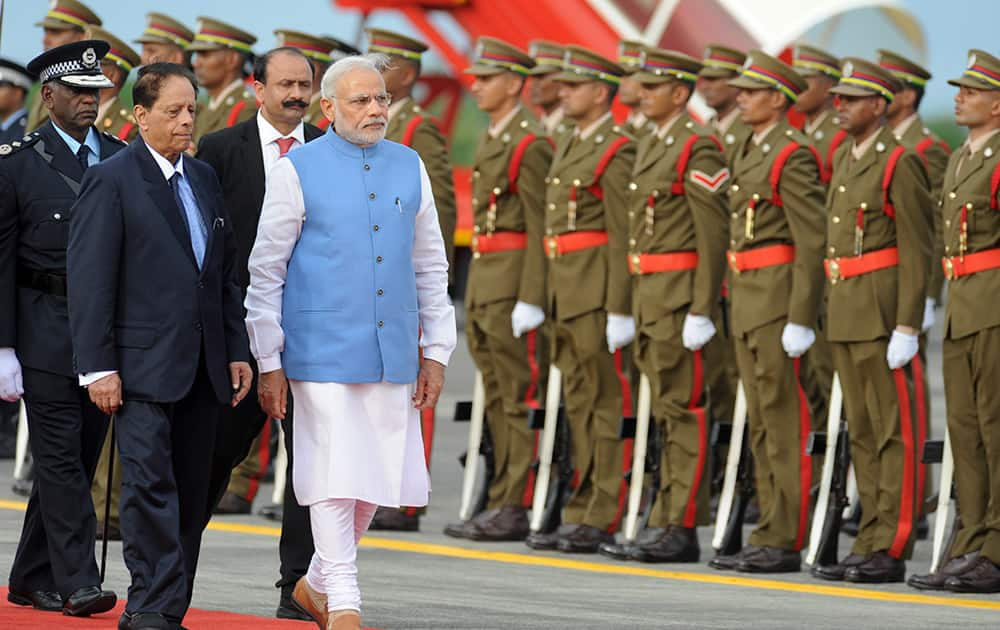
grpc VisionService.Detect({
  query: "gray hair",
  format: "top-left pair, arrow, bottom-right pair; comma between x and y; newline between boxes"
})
320,53 -> 389,100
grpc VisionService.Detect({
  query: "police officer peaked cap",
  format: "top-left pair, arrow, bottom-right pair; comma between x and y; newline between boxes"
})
27,40 -> 115,89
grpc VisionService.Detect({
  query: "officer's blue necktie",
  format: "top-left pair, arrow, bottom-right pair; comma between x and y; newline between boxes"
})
169,172 -> 207,269
76,145 -> 90,172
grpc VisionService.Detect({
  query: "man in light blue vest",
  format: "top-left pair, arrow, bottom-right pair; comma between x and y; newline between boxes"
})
244,53 -> 456,630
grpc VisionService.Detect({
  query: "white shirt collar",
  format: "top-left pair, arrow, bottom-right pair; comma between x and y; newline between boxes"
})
752,122 -> 778,146
803,109 -> 830,135
540,107 -> 564,133
966,128 -> 1000,155
654,112 -> 684,140
574,111 -> 612,141
892,112 -> 920,138
257,110 -> 305,146
714,107 -> 740,134
851,127 -> 882,161
488,105 -> 521,138
145,141 -> 185,180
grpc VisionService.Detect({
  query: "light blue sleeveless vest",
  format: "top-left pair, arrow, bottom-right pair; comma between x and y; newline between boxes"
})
281,129 -> 423,383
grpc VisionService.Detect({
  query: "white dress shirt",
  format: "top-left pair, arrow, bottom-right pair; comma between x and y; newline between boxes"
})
80,144 -> 187,387
245,153 -> 456,374
257,110 -> 305,174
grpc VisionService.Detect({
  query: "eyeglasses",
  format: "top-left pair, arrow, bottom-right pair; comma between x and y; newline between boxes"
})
334,92 -> 392,108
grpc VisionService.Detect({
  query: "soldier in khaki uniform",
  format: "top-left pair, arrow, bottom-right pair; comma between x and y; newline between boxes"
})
709,52 -> 826,573
523,46 -> 636,554
528,41 -> 569,139
133,12 -> 193,67
367,28 -> 457,283
617,41 -> 654,138
809,59 -> 932,583
188,17 -> 258,146
26,0 -> 103,133
443,38 -> 553,541
612,49 -> 730,562
366,29 -> 457,530
791,44 -> 842,430
910,50 -> 1000,594
89,26 -> 140,143
275,30 -> 358,130
696,44 -> 746,438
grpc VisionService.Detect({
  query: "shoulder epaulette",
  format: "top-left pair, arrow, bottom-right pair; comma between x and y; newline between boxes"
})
0,131 -> 42,158
101,130 -> 128,146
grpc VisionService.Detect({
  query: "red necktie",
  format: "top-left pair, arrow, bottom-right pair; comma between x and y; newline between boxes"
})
276,137 -> 296,156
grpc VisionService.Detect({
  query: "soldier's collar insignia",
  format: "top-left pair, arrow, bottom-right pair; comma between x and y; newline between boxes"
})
0,145 -> 11,155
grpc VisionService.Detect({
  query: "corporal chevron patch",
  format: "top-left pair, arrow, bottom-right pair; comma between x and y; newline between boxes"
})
690,167 -> 730,192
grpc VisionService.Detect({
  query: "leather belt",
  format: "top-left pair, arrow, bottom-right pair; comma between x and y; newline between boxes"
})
942,247 -> 1000,279
544,230 -> 609,259
726,244 -> 796,274
17,267 -> 67,297
628,251 -> 699,275
824,247 -> 899,284
471,231 -> 528,256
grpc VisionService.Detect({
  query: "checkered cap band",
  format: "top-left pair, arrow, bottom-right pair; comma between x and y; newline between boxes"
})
39,59 -> 88,82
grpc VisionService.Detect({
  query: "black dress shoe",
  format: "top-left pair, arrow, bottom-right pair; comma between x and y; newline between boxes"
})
634,526 -> 700,563
63,585 -> 117,617
369,506 -> 420,531
709,545 -> 761,571
526,523 -> 579,550
96,522 -> 123,541
466,506 -> 529,541
907,552 -> 981,591
811,553 -> 869,581
213,492 -> 252,515
557,525 -> 614,553
7,587 -> 62,611
736,546 -> 801,573
120,611 -> 174,629
944,556 -> 1000,594
597,541 -> 635,561
843,551 -> 905,583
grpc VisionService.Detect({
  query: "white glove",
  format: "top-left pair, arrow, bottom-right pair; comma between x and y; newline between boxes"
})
921,298 -> 936,333
606,313 -> 636,353
781,323 -> 816,358
682,313 -> 716,351
0,347 -> 24,402
511,301 -> 546,338
886,329 -> 920,370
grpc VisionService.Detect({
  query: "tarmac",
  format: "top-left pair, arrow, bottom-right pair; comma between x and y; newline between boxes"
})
1,308 -> 999,628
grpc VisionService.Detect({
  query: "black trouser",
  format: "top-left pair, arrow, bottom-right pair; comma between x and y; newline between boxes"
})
203,365 -> 267,523
8,367 -> 108,599
276,393 -> 314,596
117,360 -> 220,621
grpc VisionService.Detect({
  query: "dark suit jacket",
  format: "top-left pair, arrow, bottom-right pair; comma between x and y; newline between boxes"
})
0,121 -> 126,377
66,136 -> 249,403
197,116 -> 324,292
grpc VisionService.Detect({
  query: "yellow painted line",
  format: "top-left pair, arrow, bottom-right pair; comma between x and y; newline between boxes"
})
3,499 -> 999,611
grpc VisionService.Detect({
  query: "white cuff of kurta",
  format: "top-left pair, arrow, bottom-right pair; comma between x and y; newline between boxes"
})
422,348 -> 451,368
80,370 -> 117,387
257,355 -> 283,373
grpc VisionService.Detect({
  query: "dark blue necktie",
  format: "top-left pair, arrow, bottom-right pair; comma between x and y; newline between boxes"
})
77,144 -> 91,172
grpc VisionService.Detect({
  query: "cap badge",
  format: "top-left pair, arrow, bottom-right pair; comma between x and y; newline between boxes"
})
82,48 -> 98,69
969,53 -> 977,69
842,61 -> 854,78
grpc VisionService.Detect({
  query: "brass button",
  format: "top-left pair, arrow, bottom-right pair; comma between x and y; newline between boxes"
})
629,182 -> 637,191
838,185 -> 846,193
547,203 -> 556,211
828,246 -> 836,255
731,212 -> 738,219
945,245 -> 951,254
730,184 -> 740,192
369,192 -> 376,200
949,192 -> 957,199
553,177 -> 561,185
945,220 -> 951,228
628,238 -> 636,246
628,211 -> 635,218
730,239 -> 736,247
832,216 -> 840,223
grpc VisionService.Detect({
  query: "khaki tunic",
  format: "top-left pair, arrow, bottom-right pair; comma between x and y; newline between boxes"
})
97,95 -> 139,143
386,99 -> 457,284
728,121 -> 826,551
192,81 -> 257,146
826,126 -> 933,559
25,90 -> 49,134
627,115 -> 729,528
465,108 -> 553,509
545,115 -> 635,530
940,131 -> 1000,565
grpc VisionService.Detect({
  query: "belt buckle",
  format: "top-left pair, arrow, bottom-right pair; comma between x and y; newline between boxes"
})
727,251 -> 741,275
630,254 -> 642,275
471,235 -> 481,259
545,237 -> 558,259
944,257 -> 955,280
828,259 -> 841,285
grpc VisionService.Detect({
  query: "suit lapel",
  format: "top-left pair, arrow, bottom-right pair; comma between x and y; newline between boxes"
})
635,135 -> 667,176
40,123 -> 86,183
242,118 -> 266,206
135,138 -> 198,268
955,145 -> 987,188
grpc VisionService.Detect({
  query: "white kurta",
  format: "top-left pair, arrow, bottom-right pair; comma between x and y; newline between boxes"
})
245,151 -> 456,508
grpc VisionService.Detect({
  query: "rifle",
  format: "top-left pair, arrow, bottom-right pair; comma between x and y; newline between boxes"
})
529,365 -> 563,532
712,381 -> 753,555
806,374 -> 849,567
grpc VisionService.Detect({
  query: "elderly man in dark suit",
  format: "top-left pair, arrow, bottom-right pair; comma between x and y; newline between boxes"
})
196,45 -> 323,620
2,40 -> 125,618
67,62 -> 252,630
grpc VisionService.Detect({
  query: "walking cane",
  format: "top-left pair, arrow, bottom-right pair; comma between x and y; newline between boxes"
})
100,414 -> 116,583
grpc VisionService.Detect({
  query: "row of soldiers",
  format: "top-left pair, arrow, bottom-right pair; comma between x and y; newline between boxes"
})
442,35 -> 1000,595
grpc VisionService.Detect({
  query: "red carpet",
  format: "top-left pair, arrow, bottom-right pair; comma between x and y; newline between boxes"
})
1,588 -> 378,629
